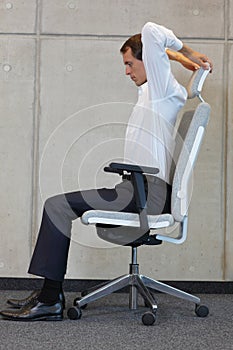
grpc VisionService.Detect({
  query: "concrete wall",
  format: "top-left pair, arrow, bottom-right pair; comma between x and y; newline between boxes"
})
0,0 -> 231,281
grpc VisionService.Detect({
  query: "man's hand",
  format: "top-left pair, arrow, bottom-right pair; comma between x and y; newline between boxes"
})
166,49 -> 200,71
178,44 -> 213,72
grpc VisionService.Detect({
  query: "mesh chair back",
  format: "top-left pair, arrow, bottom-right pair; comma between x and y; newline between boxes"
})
171,102 -> 211,222
169,110 -> 195,184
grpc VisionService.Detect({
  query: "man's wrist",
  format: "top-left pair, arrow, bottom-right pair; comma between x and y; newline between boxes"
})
178,44 -> 193,58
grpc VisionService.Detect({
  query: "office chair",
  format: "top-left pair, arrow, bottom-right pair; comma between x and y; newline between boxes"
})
67,66 -> 211,325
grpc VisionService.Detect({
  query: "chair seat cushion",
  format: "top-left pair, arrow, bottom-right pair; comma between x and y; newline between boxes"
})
81,210 -> 174,229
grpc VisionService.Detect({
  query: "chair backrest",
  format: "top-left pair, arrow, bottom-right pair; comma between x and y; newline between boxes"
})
169,65 -> 211,221
169,110 -> 194,184
171,102 -> 211,222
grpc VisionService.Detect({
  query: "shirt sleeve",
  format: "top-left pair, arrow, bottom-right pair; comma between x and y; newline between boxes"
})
141,22 -> 183,100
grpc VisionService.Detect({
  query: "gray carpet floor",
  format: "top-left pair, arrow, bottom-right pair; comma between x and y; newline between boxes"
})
0,290 -> 233,350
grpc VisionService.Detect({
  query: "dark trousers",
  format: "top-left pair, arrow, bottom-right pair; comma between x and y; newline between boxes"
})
28,178 -> 171,281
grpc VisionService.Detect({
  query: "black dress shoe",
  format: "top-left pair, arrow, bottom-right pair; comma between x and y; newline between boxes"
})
7,290 -> 65,309
0,299 -> 63,321
7,290 -> 40,308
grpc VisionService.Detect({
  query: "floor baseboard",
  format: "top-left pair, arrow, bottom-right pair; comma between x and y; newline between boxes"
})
0,278 -> 232,294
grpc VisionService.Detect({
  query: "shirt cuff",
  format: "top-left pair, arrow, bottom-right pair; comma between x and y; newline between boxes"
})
170,38 -> 183,51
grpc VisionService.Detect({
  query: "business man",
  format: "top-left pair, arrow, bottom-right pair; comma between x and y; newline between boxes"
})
0,21 -> 212,321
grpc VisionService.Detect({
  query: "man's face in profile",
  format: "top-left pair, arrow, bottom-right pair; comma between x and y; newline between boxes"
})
122,47 -> 147,86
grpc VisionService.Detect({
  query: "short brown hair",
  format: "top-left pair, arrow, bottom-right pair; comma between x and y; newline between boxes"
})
120,34 -> 142,61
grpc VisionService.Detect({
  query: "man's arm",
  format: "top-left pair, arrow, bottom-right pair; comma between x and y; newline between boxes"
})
166,49 -> 200,71
141,22 -> 185,100
178,44 -> 213,72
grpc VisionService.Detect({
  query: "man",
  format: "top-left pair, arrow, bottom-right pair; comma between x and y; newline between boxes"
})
0,22 -> 212,321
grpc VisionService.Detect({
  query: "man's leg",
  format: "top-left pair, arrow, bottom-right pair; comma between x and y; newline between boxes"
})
0,178 -> 171,320
30,177 -> 170,302
28,181 -> 136,283
0,183 -> 137,320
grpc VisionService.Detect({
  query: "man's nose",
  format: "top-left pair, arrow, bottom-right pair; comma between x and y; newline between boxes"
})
125,66 -> 131,75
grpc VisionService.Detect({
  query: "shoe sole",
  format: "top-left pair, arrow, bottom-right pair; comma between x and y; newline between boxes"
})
1,314 -> 63,322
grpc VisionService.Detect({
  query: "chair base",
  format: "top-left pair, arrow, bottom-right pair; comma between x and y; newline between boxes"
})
72,247 -> 201,315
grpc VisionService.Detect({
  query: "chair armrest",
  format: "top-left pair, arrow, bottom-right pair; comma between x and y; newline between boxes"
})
105,162 -> 159,233
107,162 -> 159,175
104,163 -> 159,212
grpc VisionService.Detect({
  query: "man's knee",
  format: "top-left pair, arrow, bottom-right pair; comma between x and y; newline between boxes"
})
44,194 -> 77,220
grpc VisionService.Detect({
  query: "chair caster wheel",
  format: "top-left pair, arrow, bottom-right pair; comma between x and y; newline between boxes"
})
73,297 -> 87,309
195,304 -> 209,318
67,306 -> 82,320
142,311 -> 156,326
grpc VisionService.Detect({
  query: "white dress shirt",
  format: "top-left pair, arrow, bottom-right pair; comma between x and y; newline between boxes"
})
124,22 -> 187,184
